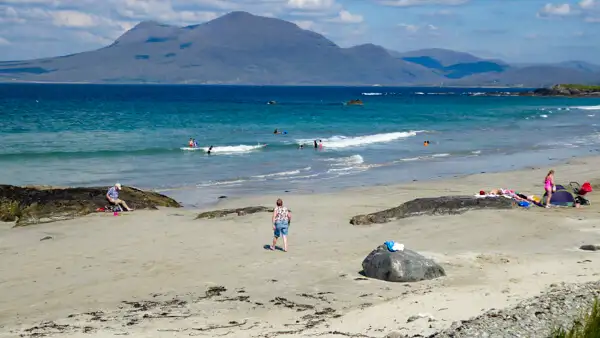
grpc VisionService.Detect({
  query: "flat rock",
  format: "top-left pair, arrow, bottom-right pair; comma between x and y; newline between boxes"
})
0,185 -> 181,226
196,206 -> 273,219
361,245 -> 446,283
350,196 -> 514,225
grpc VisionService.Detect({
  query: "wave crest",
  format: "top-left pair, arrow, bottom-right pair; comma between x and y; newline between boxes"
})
572,105 -> 600,111
297,131 -> 421,149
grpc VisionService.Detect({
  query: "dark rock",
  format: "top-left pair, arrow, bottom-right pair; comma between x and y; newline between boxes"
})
346,99 -> 364,105
218,196 -> 227,199
196,206 -> 273,219
0,185 -> 181,226
579,244 -> 600,251
350,196 -> 514,225
361,245 -> 446,282
40,236 -> 53,241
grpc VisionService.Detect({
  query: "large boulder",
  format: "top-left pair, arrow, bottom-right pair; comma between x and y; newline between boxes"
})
0,185 -> 181,226
361,245 -> 446,283
350,196 -> 514,225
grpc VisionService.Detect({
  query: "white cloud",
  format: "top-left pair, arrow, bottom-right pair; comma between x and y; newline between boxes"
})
50,10 -> 101,27
327,10 -> 363,23
286,0 -> 336,10
398,22 -> 438,34
293,19 -> 315,29
399,23 -> 418,32
579,0 -> 595,9
537,3 -> 573,17
376,0 -> 468,7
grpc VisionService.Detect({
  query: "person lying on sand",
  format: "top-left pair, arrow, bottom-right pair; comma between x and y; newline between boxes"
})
480,189 -> 542,203
270,198 -> 291,252
106,183 -> 133,211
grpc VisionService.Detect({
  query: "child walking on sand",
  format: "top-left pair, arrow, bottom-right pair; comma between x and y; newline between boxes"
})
544,170 -> 555,208
270,198 -> 292,252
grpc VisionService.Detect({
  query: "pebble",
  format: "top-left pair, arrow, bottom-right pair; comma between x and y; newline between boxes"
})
399,280 -> 600,337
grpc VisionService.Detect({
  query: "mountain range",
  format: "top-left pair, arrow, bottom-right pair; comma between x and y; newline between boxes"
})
0,11 -> 599,87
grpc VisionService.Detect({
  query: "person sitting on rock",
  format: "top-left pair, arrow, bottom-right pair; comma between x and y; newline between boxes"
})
106,183 -> 133,211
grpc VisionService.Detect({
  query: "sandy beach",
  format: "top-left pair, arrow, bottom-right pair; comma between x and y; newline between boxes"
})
2,157 -> 600,338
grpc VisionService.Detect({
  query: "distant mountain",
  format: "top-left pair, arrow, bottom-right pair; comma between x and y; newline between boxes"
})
449,65 -> 600,87
392,48 -> 484,67
389,48 -> 510,80
554,61 -> 600,73
0,12 -> 441,85
0,12 -> 599,86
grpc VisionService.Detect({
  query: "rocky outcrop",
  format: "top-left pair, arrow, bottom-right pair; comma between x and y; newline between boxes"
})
361,245 -> 446,282
350,196 -> 514,226
475,84 -> 600,97
529,84 -> 600,97
0,185 -> 181,226
346,99 -> 364,105
196,206 -> 273,219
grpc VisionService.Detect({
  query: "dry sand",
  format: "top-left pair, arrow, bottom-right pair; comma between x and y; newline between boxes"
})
1,157 -> 600,338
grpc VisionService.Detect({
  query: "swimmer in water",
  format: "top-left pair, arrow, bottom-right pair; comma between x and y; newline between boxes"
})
313,140 -> 318,149
188,138 -> 194,147
193,139 -> 198,148
298,144 -> 304,149
207,145 -> 214,154
318,140 -> 323,149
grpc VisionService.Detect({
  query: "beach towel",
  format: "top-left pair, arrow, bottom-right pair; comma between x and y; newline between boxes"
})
384,241 -> 405,252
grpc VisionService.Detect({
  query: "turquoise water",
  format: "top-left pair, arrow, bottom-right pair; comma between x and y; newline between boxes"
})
1,84 -> 600,206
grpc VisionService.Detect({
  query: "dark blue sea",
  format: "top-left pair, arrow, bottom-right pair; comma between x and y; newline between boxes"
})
1,84 -> 600,206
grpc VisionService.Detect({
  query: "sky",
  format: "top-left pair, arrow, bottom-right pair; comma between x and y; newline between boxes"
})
0,0 -> 599,64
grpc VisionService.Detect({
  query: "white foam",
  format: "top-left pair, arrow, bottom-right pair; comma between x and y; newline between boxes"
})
196,179 -> 248,187
253,167 -> 311,179
399,157 -> 423,162
327,167 -> 355,173
326,154 -> 365,166
297,131 -> 420,149
289,173 -> 320,180
472,150 -> 482,155
588,114 -> 596,117
201,144 -> 266,154
572,105 -> 600,110
398,153 -> 450,161
540,114 -> 548,118
362,92 -> 383,96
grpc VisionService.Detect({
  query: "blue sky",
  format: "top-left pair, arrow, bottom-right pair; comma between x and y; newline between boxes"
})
0,0 -> 599,63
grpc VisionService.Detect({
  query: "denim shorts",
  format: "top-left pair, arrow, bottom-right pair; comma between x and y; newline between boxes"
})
274,220 -> 289,237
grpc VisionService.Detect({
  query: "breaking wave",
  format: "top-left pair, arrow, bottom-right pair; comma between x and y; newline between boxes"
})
296,131 -> 421,149
572,105 -> 600,111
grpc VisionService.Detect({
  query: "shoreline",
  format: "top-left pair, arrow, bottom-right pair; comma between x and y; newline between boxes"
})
167,150 -> 597,209
2,155 -> 600,337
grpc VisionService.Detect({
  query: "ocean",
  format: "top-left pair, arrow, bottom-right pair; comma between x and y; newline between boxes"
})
1,84 -> 600,207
